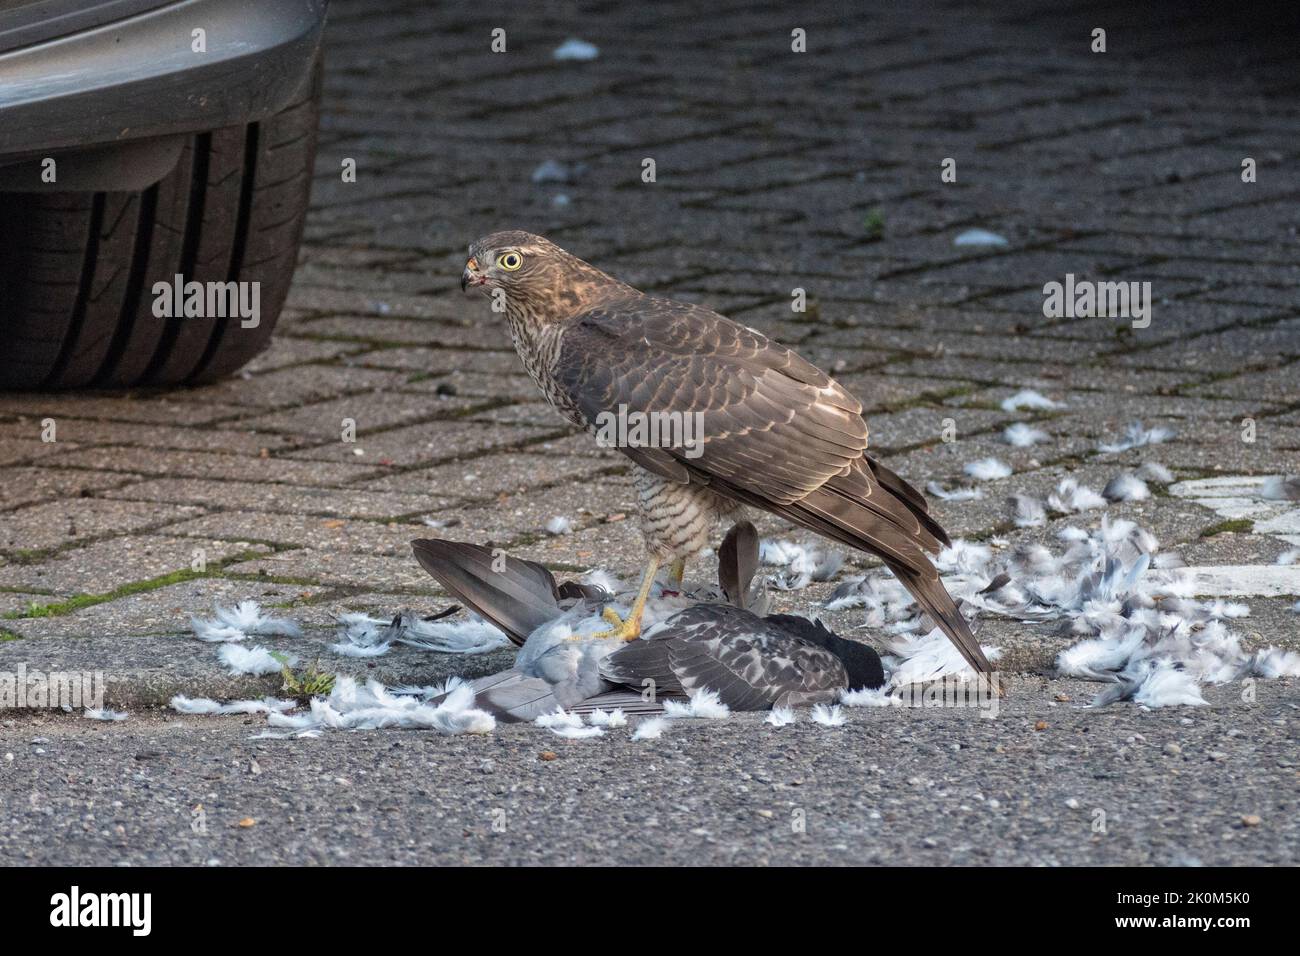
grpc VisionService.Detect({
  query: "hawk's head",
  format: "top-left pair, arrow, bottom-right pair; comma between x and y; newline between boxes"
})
461,231 -> 630,318
461,231 -> 564,296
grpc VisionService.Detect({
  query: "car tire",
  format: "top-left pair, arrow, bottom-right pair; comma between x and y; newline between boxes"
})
0,61 -> 321,390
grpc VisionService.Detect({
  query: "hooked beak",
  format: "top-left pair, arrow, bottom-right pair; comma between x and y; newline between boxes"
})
461,256 -> 485,293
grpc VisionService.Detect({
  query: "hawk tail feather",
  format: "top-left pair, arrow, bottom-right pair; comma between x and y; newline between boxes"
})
882,558 -> 993,677
865,455 -> 952,548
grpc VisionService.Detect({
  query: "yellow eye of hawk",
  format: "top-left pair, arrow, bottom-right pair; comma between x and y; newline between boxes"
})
497,252 -> 523,271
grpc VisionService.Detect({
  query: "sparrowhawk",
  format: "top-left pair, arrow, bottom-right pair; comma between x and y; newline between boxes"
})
460,230 -> 992,676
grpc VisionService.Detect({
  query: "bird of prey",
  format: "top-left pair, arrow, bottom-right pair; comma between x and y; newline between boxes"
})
460,230 -> 992,677
411,522 -> 885,721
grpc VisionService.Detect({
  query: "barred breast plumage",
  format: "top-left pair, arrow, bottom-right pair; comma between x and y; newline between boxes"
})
508,312 -> 739,560
634,467 -> 744,561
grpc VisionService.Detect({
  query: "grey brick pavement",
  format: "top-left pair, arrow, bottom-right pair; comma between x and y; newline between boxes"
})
0,0 -> 1297,697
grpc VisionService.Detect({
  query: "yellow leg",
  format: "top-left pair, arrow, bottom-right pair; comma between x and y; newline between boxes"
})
589,555 -> 660,641
668,558 -> 686,587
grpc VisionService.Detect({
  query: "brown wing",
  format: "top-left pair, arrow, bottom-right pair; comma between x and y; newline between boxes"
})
554,296 -> 991,676
600,604 -> 849,711
555,296 -> 867,504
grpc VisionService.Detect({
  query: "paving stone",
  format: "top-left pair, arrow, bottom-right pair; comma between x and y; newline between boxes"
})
359,451 -> 615,499
0,0 -> 1296,720
223,550 -> 434,592
242,335 -> 369,373
0,394 -> 243,426
160,512 -> 435,555
0,500 -> 204,556
231,390 -> 488,440
0,466 -> 140,511
99,478 -> 448,521
0,537 -> 273,598
0,436 -> 76,467
0,579 -> 327,641
281,419 -> 563,467
0,419 -> 302,455
41,446 -> 373,487
0,593 -> 50,617
165,364 -> 411,409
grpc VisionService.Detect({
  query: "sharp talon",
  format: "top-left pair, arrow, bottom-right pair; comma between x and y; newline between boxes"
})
575,608 -> 641,641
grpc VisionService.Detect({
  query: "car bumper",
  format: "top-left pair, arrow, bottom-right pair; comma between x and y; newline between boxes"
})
0,0 -> 327,163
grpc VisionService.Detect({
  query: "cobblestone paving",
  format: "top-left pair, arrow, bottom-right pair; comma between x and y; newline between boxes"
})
1,1 -> 1297,700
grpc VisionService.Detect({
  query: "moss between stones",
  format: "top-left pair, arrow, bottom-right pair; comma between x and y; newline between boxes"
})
1,549 -> 268,621
1200,518 -> 1255,538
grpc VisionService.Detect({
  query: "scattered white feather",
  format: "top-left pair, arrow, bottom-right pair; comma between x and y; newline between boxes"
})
760,539 -> 844,590
580,569 -> 622,597
1260,476 -> 1300,501
189,617 -> 247,642
190,600 -> 301,642
1138,462 -> 1174,484
823,573 -> 914,619
810,703 -> 847,726
953,228 -> 1008,247
330,639 -> 392,658
765,706 -> 796,726
398,617 -> 509,653
935,539 -> 993,575
1204,600 -> 1250,619
530,160 -> 584,184
545,515 -> 573,535
218,643 -> 288,676
1098,421 -> 1174,453
1010,494 -> 1047,528
83,708 -> 127,722
887,627 -> 1000,686
964,458 -> 1012,481
662,688 -> 730,719
631,716 -> 668,740
553,38 -> 599,60
1131,665 -> 1208,708
1103,473 -> 1150,502
1003,422 -> 1049,447
879,510 -> 1300,709
170,695 -> 297,716
535,708 -> 585,730
248,729 -> 321,740
1275,548 -> 1300,566
1057,627 -> 1148,680
925,481 -> 983,502
264,677 -> 494,735
1047,477 -> 1107,513
1251,647 -> 1300,679
587,708 -> 627,728
548,723 -> 604,739
841,686 -> 902,707
1001,389 -> 1063,412
333,611 -> 508,655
